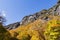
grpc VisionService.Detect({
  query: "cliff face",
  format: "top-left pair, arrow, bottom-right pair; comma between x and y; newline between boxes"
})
6,0 -> 60,30
20,2 -> 60,25
5,22 -> 20,30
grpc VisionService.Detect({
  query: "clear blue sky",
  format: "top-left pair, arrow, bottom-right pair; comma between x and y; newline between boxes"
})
0,0 -> 57,25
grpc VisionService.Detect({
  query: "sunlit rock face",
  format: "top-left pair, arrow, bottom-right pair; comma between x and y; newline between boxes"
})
19,0 -> 60,25
20,15 -> 36,25
56,5 -> 60,15
20,16 -> 29,25
20,9 -> 48,25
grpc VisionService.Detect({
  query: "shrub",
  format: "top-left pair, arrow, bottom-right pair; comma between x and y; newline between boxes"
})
44,18 -> 60,40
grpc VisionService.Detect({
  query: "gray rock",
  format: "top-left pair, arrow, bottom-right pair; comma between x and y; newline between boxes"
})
20,9 -> 48,25
5,22 -> 20,30
20,1 -> 60,25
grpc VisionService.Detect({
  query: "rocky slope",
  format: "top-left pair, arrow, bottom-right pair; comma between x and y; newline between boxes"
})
20,1 -> 60,25
1,0 -> 60,40
5,22 -> 20,30
6,0 -> 60,30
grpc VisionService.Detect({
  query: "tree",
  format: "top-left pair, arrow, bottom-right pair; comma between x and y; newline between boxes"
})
0,13 -> 6,24
44,17 -> 60,40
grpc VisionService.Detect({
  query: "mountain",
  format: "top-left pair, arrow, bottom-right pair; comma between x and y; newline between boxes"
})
1,0 -> 60,40
6,0 -> 60,30
20,0 -> 60,25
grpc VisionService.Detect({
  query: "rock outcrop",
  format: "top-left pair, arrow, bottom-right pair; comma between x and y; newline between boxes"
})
5,22 -> 20,30
20,0 -> 60,25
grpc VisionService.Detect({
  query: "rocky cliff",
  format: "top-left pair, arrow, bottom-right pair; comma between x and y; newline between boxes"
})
5,22 -> 20,30
6,0 -> 60,30
1,0 -> 60,40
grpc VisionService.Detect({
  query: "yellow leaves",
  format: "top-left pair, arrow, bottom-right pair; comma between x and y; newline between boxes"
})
1,15 -> 60,40
17,31 -> 31,40
9,30 -> 18,37
50,32 -> 59,35
8,19 -> 47,40
12,19 -> 45,40
48,19 -> 57,27
28,30 -> 38,36
31,35 -> 40,40
17,33 -> 28,40
44,16 -> 60,40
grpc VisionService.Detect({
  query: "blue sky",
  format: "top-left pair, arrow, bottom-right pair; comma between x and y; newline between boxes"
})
0,0 -> 57,25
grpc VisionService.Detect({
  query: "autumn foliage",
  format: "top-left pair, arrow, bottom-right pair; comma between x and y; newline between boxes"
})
0,16 -> 60,40
44,16 -> 60,40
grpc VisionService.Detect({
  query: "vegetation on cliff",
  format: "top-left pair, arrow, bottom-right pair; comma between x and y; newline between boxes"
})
0,0 -> 60,40
8,16 -> 60,40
